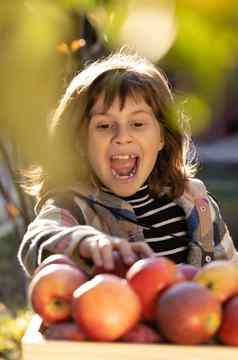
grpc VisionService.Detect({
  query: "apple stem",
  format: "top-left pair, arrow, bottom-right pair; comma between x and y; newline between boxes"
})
53,298 -> 67,307
206,282 -> 214,290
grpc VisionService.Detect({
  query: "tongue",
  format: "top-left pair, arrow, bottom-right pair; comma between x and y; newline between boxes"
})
111,158 -> 137,176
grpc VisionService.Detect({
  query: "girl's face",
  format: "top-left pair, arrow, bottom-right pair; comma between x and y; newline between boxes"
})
87,93 -> 164,197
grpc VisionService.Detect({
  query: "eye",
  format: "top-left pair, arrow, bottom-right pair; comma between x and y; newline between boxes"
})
132,121 -> 145,128
96,123 -> 111,129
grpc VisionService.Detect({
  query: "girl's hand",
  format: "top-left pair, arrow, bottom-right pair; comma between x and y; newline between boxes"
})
78,235 -> 154,271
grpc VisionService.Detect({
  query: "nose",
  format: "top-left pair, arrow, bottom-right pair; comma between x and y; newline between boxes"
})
113,124 -> 132,144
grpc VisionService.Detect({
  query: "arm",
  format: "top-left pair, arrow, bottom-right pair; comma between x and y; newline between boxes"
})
18,198 -> 153,277
17,201 -> 104,277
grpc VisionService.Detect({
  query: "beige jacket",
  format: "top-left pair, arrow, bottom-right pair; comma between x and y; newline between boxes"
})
18,178 -> 238,277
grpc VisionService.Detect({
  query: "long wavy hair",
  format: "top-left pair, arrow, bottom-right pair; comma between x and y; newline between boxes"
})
22,50 -> 198,200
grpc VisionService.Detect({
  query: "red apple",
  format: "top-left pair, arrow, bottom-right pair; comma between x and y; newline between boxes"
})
156,281 -> 222,345
218,295 -> 238,346
177,264 -> 199,281
34,254 -> 78,275
126,257 -> 177,321
93,251 -> 130,278
29,263 -> 87,323
194,260 -> 238,303
44,321 -> 87,341
72,274 -> 141,341
121,323 -> 161,343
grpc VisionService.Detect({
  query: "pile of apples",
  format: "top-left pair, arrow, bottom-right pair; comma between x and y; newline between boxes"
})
28,252 -> 238,346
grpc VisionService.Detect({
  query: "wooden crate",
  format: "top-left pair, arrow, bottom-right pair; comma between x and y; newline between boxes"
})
22,315 -> 238,360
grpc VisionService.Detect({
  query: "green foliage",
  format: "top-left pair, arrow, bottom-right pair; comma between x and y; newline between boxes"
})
170,7 -> 237,96
1,0 -> 238,154
0,305 -> 32,360
56,0 -> 97,11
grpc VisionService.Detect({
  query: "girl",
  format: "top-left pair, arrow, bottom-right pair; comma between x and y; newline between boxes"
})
18,51 -> 238,277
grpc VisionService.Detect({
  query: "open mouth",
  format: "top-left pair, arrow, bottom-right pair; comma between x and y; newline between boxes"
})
110,154 -> 139,180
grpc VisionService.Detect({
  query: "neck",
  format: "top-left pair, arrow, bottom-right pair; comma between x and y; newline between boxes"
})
101,182 -> 149,200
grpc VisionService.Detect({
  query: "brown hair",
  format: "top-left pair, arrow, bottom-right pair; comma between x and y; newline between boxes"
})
22,50 -> 198,199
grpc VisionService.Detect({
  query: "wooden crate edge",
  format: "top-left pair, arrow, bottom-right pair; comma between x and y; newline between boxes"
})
22,315 -> 238,360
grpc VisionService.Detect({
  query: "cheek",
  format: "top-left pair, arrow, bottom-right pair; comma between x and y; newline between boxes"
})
87,135 -> 98,167
87,138 -> 93,161
88,131 -> 99,152
145,135 -> 163,156
87,135 -> 107,168
148,147 -> 160,165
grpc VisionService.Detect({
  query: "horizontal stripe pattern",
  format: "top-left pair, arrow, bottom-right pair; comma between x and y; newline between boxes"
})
136,202 -> 176,218
154,246 -> 188,256
145,231 -> 187,242
107,184 -> 189,264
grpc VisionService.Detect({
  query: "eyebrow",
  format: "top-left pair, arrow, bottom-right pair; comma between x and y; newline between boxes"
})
90,109 -> 154,117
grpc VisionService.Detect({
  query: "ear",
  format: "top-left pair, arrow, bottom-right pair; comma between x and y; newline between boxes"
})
158,139 -> 164,152
158,126 -> 165,152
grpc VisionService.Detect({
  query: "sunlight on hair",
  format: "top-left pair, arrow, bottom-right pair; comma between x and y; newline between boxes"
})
118,1 -> 176,62
186,96 -> 211,136
174,95 -> 212,136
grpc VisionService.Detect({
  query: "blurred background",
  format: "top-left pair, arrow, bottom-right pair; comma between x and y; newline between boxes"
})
0,1 -> 237,352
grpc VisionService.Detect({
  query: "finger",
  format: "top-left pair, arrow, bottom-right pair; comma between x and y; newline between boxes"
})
114,239 -> 138,265
89,240 -> 103,267
131,242 -> 155,258
100,243 -> 114,270
78,238 -> 92,259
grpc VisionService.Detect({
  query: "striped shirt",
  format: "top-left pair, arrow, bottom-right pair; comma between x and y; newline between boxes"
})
103,184 -> 189,264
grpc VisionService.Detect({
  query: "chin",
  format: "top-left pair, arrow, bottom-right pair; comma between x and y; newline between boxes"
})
109,183 -> 141,198
115,189 -> 137,197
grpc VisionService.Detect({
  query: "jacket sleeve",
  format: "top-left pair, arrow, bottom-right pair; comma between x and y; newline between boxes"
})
209,195 -> 238,263
17,200 -> 107,277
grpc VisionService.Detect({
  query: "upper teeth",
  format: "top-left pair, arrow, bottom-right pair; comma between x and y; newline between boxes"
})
111,154 -> 137,160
